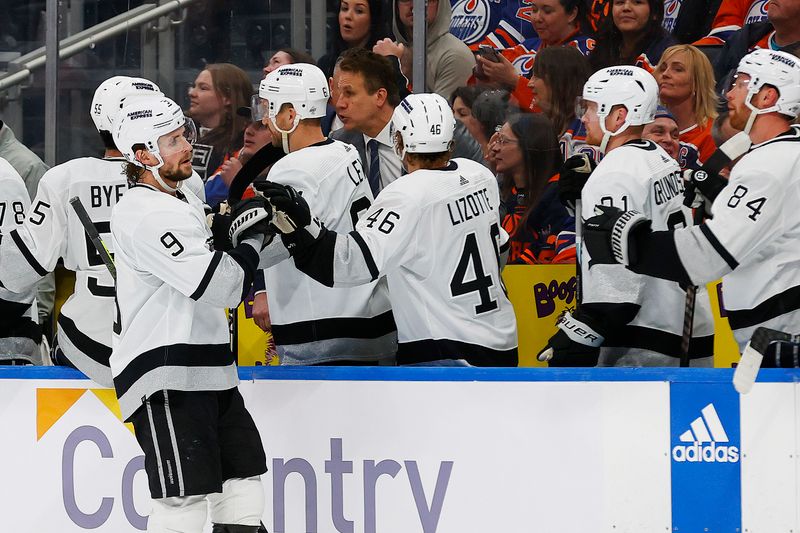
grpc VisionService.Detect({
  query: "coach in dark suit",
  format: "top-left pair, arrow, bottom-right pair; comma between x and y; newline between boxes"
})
330,48 -> 483,197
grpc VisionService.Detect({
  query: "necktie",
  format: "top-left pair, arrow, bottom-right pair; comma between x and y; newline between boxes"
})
367,139 -> 382,197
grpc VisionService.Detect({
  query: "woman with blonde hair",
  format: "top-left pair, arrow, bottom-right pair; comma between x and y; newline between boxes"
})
654,44 -> 718,166
187,63 -> 254,180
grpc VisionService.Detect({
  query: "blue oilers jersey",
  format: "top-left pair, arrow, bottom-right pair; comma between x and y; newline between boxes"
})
450,0 -> 538,51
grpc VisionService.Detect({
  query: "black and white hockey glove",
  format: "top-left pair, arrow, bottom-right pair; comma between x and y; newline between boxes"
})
538,310 -> 606,367
682,168 -> 727,216
255,181 -> 325,254
558,154 -> 597,216
228,197 -> 274,248
582,205 -> 651,267
206,202 -> 233,251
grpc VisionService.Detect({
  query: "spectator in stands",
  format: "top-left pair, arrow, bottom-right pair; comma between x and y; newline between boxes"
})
373,0 -> 474,100
695,0 -> 771,47
451,86 -> 483,144
589,0 -> 676,73
204,106 -> 275,208
332,48 -> 482,195
655,45 -> 718,166
317,0 -> 392,79
0,120 -> 54,330
474,0 -> 593,111
263,48 -> 316,78
643,106 -> 681,162
528,46 -> 600,162
472,89 -> 518,165
492,114 -> 573,264
187,63 -> 253,181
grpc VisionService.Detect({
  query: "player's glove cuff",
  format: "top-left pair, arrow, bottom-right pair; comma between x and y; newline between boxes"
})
537,311 -> 605,367
558,154 -> 596,215
229,198 -> 274,248
584,206 -> 650,267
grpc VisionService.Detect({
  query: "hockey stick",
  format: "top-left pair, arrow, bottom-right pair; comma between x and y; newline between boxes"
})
733,327 -> 799,394
227,143 -> 285,203
678,132 -> 752,367
69,196 -> 116,281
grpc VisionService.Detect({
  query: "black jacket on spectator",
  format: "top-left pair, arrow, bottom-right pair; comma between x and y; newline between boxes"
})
713,22 -> 774,95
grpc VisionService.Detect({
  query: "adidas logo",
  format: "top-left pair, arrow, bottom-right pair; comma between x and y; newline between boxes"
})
459,175 -> 469,186
672,403 -> 739,463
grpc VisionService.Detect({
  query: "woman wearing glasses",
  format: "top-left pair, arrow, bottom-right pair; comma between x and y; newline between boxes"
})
490,113 -> 574,264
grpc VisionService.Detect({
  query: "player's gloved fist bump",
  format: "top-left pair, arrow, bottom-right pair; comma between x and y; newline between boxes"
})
228,197 -> 274,248
583,205 -> 650,267
253,182 -> 311,234
538,310 -> 604,367
558,154 -> 596,215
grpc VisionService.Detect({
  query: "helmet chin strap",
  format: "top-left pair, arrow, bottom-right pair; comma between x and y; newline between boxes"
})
742,90 -> 780,138
269,114 -> 301,154
597,116 -> 630,155
145,153 -> 180,193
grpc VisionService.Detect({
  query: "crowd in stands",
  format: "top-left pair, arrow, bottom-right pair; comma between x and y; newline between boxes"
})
2,0 -> 799,367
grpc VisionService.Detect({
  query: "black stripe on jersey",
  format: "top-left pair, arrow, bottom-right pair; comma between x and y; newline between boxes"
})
272,310 -> 396,345
621,139 -> 657,151
604,325 -> 714,359
499,239 -> 510,254
350,231 -> 379,281
191,251 -> 224,300
10,229 -> 49,277
750,127 -> 800,150
88,276 -> 115,297
58,313 -> 112,365
114,343 -> 234,399
397,339 -> 518,367
727,284 -> 800,331
699,224 -> 738,270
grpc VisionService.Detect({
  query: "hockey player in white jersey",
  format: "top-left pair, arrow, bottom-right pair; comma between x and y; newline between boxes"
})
582,50 -> 800,366
111,95 -> 270,533
0,157 -> 46,365
0,76 -> 171,385
258,93 -> 518,366
255,63 -> 396,364
538,65 -> 715,367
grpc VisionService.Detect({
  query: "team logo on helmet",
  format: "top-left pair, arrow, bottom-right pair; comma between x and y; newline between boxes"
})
450,0 -> 491,45
745,0 -> 770,25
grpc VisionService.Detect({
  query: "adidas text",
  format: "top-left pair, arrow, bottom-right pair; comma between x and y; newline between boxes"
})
672,442 -> 740,463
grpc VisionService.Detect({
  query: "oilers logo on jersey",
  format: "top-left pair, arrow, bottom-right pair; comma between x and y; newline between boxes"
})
512,52 -> 536,77
451,0 -> 493,45
662,0 -> 682,33
745,0 -> 769,25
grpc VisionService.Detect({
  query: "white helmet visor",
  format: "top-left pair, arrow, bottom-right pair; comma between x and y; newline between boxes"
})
156,118 -> 197,158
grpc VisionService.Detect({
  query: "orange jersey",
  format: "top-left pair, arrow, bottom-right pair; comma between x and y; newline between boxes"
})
680,119 -> 717,164
694,0 -> 770,46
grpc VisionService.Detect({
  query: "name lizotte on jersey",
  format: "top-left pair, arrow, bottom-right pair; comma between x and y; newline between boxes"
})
446,187 -> 494,226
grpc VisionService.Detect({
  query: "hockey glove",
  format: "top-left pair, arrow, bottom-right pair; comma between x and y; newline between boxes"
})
582,205 -> 651,267
254,181 -> 325,254
228,197 -> 274,248
206,202 -> 233,251
538,310 -> 605,367
682,167 -> 727,215
558,154 -> 596,216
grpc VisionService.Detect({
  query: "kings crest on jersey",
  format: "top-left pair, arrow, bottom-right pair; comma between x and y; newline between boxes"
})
450,0 -> 538,50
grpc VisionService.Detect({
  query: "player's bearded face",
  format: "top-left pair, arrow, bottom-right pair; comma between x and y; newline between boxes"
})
725,73 -> 752,132
580,101 -> 603,146
157,129 -> 194,181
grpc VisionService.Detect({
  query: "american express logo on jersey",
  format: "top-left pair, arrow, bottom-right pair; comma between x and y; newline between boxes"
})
670,382 -> 741,531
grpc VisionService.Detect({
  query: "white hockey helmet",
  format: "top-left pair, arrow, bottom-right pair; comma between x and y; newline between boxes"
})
579,65 -> 658,153
734,49 -> 800,133
112,95 -> 196,192
257,63 -> 329,152
391,93 -> 455,158
90,76 -> 162,133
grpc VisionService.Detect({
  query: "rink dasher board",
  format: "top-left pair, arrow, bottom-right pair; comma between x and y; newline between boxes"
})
0,367 -> 798,533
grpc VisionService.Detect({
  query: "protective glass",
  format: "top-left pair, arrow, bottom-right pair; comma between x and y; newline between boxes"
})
727,73 -> 752,93
157,117 -> 197,157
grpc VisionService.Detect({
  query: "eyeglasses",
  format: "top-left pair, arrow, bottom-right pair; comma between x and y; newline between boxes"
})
494,135 -> 519,146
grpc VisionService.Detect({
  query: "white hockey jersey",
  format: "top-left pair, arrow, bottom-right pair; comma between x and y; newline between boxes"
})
111,184 -> 248,420
0,155 -> 205,384
264,138 -> 396,364
0,157 -> 41,363
674,126 -> 800,348
581,139 -> 715,366
291,158 -> 518,365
